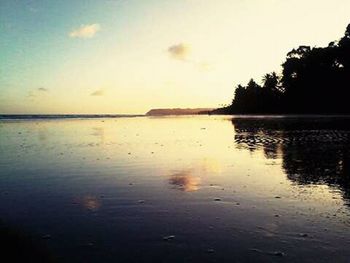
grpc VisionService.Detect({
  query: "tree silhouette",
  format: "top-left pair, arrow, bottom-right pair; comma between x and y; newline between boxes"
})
213,23 -> 350,115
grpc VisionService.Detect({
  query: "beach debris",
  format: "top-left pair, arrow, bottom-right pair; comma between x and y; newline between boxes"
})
272,251 -> 285,257
206,248 -> 215,253
250,248 -> 285,257
138,200 -> 145,204
163,235 -> 175,241
214,198 -> 221,201
42,234 -> 51,240
274,196 -> 281,199
274,214 -> 280,217
250,248 -> 261,253
299,233 -> 308,237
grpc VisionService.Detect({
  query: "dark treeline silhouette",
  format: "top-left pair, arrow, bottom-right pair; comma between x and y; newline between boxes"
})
232,117 -> 350,202
214,24 -> 350,115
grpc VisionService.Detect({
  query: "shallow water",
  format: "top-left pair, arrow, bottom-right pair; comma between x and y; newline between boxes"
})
1,115 -> 350,262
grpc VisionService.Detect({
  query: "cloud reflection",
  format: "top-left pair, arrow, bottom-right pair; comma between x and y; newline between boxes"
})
169,170 -> 201,192
75,196 -> 101,211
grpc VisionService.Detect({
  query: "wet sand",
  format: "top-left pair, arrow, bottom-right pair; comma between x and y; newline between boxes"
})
0,115 -> 350,262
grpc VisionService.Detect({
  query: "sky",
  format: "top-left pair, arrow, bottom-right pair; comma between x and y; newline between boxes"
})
1,0 -> 350,114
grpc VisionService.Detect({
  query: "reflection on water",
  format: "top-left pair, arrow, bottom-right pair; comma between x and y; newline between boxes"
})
74,196 -> 101,211
1,116 -> 350,262
169,170 -> 201,192
232,117 -> 350,203
168,158 -> 222,192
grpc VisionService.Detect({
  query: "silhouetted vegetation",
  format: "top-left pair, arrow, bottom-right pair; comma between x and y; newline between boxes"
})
214,24 -> 350,115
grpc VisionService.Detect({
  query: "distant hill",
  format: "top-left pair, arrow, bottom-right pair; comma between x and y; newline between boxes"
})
146,108 -> 214,116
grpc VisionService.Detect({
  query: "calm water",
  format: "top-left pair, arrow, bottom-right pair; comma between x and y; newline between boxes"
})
1,116 -> 350,262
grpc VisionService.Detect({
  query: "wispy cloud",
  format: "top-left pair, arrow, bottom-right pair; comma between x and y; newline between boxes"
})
38,87 -> 48,92
168,43 -> 191,61
69,24 -> 101,39
90,89 -> 104,96
27,87 -> 49,99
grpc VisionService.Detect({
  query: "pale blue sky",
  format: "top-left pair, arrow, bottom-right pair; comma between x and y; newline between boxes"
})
1,0 -> 350,114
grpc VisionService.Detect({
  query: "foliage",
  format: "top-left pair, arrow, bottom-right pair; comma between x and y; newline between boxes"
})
215,23 -> 350,114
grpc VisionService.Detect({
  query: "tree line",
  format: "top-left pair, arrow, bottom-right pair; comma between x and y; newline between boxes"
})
213,23 -> 350,115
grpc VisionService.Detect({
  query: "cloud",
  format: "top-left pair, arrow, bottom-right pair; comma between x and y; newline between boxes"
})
27,87 -> 48,98
90,89 -> 104,96
166,43 -> 213,71
69,24 -> 101,39
168,43 -> 190,61
37,87 -> 48,92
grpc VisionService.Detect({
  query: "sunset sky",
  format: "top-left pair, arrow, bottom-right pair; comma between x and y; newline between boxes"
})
1,0 -> 350,114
